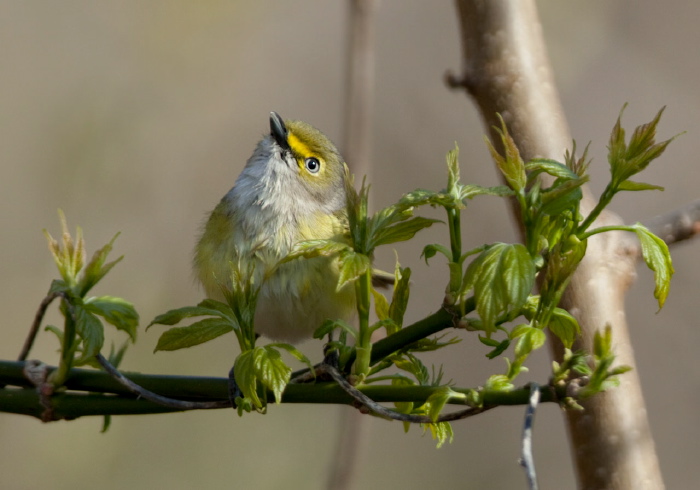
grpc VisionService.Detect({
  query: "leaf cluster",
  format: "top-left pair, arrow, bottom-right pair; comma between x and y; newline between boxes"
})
148,261 -> 312,412
43,212 -> 138,388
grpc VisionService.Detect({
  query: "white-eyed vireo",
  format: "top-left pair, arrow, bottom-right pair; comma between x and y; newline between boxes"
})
194,112 -> 357,343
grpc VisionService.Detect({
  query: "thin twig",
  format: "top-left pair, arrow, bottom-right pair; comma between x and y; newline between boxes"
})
19,291 -> 62,361
318,363 -> 490,423
95,354 -> 230,410
520,383 -> 540,490
644,199 -> 700,247
24,286 -> 229,410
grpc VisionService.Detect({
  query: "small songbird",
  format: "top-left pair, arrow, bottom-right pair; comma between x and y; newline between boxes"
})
194,112 -> 356,343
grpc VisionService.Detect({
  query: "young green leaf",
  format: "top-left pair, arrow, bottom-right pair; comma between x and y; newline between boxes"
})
459,184 -> 514,201
564,141 -> 592,178
575,326 -> 630,398
421,243 -> 452,264
485,116 -> 527,193
484,374 -> 514,392
313,319 -> 358,340
107,340 -> 130,368
405,335 -> 461,354
617,180 -> 664,192
233,349 -> 264,408
337,250 -> 371,290
74,305 -> 105,363
479,335 -> 501,347
539,176 -> 589,216
425,421 -> 454,449
84,296 -> 139,341
78,233 -> 122,296
44,211 -> 88,287
541,235 -> 587,290
446,145 -> 460,193
398,188 -> 443,209
593,325 -> 613,359
608,106 -> 674,187
513,326 -> 547,360
388,265 -> 411,328
371,288 -> 390,321
196,298 -> 237,320
426,387 -> 465,423
509,323 -> 532,340
148,304 -> 231,329
44,325 -> 63,342
101,415 -> 112,433
48,279 -> 70,295
631,223 -> 674,309
365,199 -> 411,240
484,338 -> 511,359
546,308 -> 581,348
217,260 -> 262,347
392,354 -> 430,385
463,243 -> 536,332
267,343 -> 314,373
246,346 -> 292,404
153,318 -> 234,352
371,216 -> 440,249
525,158 -> 580,180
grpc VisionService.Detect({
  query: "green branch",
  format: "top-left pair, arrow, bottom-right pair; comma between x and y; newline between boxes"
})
369,304 -> 466,363
0,359 -> 560,420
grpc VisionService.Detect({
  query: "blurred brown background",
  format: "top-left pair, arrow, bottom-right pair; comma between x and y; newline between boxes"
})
1,1 -> 698,489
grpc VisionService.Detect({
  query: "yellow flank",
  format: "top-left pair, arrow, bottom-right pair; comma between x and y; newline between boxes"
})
194,203 -> 238,299
297,211 -> 342,241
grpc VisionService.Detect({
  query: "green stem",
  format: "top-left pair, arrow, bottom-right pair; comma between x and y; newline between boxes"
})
49,299 -> 77,387
360,296 -> 474,368
516,191 -> 541,258
448,207 -> 462,263
317,304 -> 467,377
578,224 -> 635,241
353,267 -> 373,377
535,254 -> 579,333
577,184 -> 615,233
446,207 -> 465,305
369,305 -> 462,363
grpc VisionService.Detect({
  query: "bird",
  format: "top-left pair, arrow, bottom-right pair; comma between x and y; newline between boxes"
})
193,112 -> 358,343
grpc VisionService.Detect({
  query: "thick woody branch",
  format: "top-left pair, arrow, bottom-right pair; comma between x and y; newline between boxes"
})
645,199 -> 700,247
450,1 -> 664,489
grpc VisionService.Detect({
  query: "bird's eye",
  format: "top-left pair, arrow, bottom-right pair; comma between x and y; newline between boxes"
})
305,157 -> 321,174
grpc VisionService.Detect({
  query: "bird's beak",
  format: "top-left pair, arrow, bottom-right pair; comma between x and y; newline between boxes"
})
270,112 -> 291,152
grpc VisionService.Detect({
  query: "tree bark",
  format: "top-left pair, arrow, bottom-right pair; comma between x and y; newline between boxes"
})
450,1 -> 665,488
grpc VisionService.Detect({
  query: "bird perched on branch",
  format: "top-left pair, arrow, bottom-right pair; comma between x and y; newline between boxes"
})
194,112 -> 360,343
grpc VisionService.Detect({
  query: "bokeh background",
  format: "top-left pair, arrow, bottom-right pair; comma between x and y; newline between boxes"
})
1,1 -> 698,489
